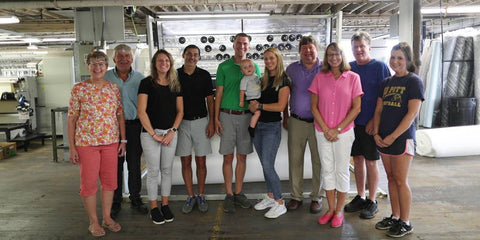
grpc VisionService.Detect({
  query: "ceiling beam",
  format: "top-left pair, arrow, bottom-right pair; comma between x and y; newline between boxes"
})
0,1 -> 373,10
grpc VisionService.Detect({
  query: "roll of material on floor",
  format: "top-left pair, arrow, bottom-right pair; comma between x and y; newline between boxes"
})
416,125 -> 480,157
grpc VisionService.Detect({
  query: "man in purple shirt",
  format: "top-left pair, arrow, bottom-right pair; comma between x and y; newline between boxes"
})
283,35 -> 323,214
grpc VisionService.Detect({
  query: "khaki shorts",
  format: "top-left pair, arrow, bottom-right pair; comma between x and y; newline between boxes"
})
218,111 -> 253,155
175,117 -> 212,157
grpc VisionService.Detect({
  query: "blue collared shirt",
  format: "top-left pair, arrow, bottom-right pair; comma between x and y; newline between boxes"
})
105,67 -> 145,120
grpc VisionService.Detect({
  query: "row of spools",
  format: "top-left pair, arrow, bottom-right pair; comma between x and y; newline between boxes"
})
178,34 -> 303,61
178,34 -> 303,44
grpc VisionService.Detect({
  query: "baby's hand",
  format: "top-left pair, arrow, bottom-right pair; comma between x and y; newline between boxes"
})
239,102 -> 244,107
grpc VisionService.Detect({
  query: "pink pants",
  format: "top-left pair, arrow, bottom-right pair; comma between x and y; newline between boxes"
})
76,143 -> 118,196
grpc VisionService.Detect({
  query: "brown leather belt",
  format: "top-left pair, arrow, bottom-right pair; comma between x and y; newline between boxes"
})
220,108 -> 250,115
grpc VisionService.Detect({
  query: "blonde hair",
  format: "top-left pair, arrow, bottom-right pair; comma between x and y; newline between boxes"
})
150,49 -> 180,93
321,42 -> 351,73
261,48 -> 287,91
240,58 -> 254,67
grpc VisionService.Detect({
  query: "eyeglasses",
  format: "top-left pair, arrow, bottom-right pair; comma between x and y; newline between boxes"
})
89,62 -> 107,67
326,53 -> 341,58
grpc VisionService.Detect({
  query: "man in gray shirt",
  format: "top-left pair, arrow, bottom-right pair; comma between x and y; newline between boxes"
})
105,44 -> 146,219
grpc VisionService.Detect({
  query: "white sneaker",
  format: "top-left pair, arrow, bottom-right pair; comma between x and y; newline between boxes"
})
264,201 -> 287,219
254,195 -> 276,211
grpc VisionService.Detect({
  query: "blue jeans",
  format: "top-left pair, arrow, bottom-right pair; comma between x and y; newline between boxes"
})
253,121 -> 282,200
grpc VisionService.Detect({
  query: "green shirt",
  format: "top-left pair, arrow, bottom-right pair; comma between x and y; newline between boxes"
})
216,58 -> 261,110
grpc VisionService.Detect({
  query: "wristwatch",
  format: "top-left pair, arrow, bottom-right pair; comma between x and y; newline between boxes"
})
337,127 -> 342,132
258,103 -> 263,110
170,127 -> 177,132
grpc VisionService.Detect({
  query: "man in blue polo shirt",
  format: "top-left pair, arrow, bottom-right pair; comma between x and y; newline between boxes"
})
105,44 -> 147,219
345,32 -> 391,219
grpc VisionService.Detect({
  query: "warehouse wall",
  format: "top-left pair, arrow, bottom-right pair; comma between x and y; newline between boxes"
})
36,50 -> 75,135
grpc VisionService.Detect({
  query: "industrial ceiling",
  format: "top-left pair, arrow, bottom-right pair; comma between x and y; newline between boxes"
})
0,0 -> 479,48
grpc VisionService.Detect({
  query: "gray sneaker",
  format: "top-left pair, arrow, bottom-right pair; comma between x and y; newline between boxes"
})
182,196 -> 196,214
196,195 -> 208,213
223,194 -> 235,213
234,193 -> 252,209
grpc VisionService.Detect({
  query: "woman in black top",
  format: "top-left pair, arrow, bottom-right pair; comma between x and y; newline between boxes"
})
138,49 -> 183,225
249,48 -> 290,219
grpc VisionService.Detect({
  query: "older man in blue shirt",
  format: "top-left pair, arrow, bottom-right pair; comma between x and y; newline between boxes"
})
105,44 -> 146,219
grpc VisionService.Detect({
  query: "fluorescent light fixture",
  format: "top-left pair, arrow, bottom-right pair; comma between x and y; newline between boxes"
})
157,13 -> 270,19
27,44 -> 38,50
23,38 -> 41,43
422,6 -> 480,14
372,34 -> 390,40
0,16 -> 20,24
42,37 -> 76,42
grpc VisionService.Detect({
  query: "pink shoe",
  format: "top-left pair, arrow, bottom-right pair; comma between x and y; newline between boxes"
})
318,212 -> 334,225
331,214 -> 344,228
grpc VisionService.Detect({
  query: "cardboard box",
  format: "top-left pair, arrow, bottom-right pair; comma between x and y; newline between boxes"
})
0,142 -> 16,159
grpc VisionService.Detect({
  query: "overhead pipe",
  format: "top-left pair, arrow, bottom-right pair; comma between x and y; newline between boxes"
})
1,0 -> 369,9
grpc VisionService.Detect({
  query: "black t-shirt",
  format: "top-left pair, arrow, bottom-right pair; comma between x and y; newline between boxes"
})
138,77 -> 182,130
177,66 -> 214,119
258,74 -> 291,122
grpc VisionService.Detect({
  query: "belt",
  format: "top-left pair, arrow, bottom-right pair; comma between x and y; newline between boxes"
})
125,119 -> 140,124
220,108 -> 250,115
291,113 -> 314,123
184,114 -> 207,121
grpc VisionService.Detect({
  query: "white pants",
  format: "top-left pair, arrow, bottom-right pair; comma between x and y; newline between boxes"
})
141,129 -> 177,201
315,128 -> 355,193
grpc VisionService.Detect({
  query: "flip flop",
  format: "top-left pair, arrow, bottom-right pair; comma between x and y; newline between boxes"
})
102,220 -> 121,232
88,224 -> 106,237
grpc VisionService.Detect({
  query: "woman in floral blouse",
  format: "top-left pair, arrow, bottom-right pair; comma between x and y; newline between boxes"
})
67,51 -> 126,237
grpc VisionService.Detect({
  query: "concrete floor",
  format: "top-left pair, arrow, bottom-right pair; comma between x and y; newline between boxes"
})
0,139 -> 479,240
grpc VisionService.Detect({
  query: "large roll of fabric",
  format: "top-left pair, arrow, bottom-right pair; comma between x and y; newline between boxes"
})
456,36 -> 474,97
473,34 -> 480,123
416,126 -> 480,157
438,36 -> 457,126
442,36 -> 466,126
420,40 -> 442,128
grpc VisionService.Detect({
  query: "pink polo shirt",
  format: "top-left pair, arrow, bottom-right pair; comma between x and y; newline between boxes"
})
308,70 -> 363,133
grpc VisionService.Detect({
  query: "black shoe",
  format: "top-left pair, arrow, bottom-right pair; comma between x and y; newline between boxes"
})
150,207 -> 165,225
359,199 -> 378,219
375,215 -> 398,230
223,194 -> 235,213
344,195 -> 367,212
234,193 -> 252,209
248,126 -> 255,138
386,221 -> 413,238
161,205 -> 174,223
131,198 -> 148,214
110,202 -> 121,220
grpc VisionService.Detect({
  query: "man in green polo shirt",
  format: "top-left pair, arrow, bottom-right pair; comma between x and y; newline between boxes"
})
215,33 -> 261,213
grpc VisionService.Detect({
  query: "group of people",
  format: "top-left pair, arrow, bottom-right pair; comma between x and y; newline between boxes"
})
67,31 -> 424,238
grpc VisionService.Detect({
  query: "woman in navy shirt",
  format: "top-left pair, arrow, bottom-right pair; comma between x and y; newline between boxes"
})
373,42 -> 424,238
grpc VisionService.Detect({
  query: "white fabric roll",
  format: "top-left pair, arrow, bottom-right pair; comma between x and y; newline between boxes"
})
416,126 -> 480,157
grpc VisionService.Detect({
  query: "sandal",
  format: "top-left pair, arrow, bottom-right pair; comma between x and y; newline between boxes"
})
102,220 -> 122,232
88,224 -> 106,237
